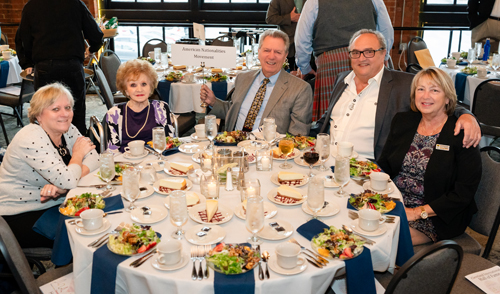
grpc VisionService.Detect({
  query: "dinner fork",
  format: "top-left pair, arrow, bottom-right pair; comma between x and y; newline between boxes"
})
197,246 -> 204,280
89,222 -> 125,248
348,210 -> 395,223
289,238 -> 329,265
190,247 -> 198,280
204,245 -> 210,279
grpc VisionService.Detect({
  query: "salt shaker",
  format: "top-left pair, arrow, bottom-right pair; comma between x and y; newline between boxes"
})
225,167 -> 234,191
236,167 -> 245,191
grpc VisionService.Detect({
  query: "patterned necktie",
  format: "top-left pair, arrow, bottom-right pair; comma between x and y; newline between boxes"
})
242,78 -> 270,132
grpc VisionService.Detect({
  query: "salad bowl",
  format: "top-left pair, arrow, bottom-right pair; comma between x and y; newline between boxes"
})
311,226 -> 366,260
206,243 -> 260,275
107,224 -> 161,256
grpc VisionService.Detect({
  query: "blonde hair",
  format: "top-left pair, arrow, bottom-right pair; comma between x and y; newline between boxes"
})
259,30 -> 290,54
116,59 -> 158,96
28,83 -> 74,124
410,67 -> 457,116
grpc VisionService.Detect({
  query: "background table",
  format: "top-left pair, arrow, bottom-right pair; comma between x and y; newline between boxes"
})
0,56 -> 22,87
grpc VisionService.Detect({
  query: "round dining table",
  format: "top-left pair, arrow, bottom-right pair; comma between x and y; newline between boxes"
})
66,139 -> 402,294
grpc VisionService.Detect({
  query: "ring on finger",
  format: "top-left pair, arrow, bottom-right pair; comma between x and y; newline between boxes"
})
48,190 -> 51,193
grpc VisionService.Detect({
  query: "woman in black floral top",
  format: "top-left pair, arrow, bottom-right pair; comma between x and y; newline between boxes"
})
378,67 -> 481,245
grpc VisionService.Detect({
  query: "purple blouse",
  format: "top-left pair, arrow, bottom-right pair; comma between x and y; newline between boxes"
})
120,105 -> 157,153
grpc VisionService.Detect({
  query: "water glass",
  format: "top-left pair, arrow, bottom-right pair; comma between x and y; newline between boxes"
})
122,168 -> 140,211
99,152 -> 116,192
140,166 -> 157,185
205,115 -> 217,149
307,176 -> 325,219
334,155 -> 350,197
245,195 -> 264,247
475,42 -> 482,59
263,121 -> 277,145
152,127 -> 166,160
317,133 -> 330,171
154,47 -> 161,65
246,50 -> 254,68
492,53 -> 500,71
468,48 -> 476,65
170,190 -> 188,240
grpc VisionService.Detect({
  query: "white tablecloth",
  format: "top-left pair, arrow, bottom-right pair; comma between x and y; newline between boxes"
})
68,147 -> 402,294
1,56 -> 22,86
168,81 -> 235,114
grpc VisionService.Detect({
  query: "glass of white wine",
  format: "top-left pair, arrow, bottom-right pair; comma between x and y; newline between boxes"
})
307,176 -> 325,219
205,115 -> 217,149
152,127 -> 166,160
99,152 -> 116,192
317,133 -> 330,171
278,138 -> 295,169
246,195 -> 264,247
122,168 -> 140,211
170,190 -> 188,240
334,155 -> 350,197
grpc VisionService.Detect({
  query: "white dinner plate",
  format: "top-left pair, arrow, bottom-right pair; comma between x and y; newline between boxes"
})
190,133 -> 209,141
188,203 -> 234,225
179,142 -> 209,154
293,155 -> 321,167
473,74 -> 490,79
191,151 -> 202,163
301,201 -> 340,217
350,219 -> 388,237
270,172 -> 309,187
237,140 -> 267,150
267,187 -> 306,206
130,204 -> 168,224
445,65 -> 458,69
271,148 -> 301,161
153,179 -> 193,195
164,162 -> 200,177
268,256 -> 307,275
138,185 -> 155,199
123,150 -> 149,159
362,181 -> 394,194
163,192 -> 206,209
185,225 -> 226,245
75,219 -> 111,236
151,252 -> 190,271
257,219 -> 294,241
234,202 -> 278,220
142,160 -> 167,172
330,149 -> 359,159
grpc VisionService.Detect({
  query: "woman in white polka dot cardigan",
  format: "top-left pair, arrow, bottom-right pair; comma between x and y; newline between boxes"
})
0,83 -> 99,248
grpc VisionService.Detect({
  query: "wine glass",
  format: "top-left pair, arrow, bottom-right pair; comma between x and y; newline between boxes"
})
317,133 -> 330,171
122,168 -> 140,211
99,152 -> 116,192
468,48 -> 476,66
263,119 -> 277,146
246,195 -> 264,247
278,138 -> 295,169
170,190 -> 188,240
205,115 -> 217,149
334,155 -> 350,197
307,176 -> 325,219
475,42 -> 482,60
303,146 -> 319,177
492,53 -> 500,71
152,127 -> 166,160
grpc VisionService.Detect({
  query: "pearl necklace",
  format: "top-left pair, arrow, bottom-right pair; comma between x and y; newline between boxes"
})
125,101 -> 150,139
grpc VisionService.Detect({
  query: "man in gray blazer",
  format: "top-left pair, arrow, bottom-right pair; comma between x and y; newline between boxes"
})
314,29 -> 481,160
200,30 -> 312,136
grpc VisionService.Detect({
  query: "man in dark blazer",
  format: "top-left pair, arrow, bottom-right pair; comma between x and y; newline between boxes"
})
200,30 -> 312,136
314,29 -> 481,161
468,0 -> 500,46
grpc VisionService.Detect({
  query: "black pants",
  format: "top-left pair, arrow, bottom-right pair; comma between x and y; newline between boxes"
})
34,59 -> 86,135
3,206 -> 56,249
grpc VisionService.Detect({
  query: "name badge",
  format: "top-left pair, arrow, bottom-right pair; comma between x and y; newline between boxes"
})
436,144 -> 450,151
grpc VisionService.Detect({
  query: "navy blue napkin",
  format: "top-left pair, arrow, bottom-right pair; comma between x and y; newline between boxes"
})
214,242 -> 255,294
211,81 -> 228,101
296,219 -> 376,294
455,72 -> 468,102
0,60 -> 9,88
440,61 -> 468,66
144,143 -> 180,156
157,80 -> 173,103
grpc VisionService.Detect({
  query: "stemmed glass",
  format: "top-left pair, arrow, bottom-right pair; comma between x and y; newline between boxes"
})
317,133 -> 330,171
492,53 -> 500,71
122,168 -> 140,212
205,115 -> 217,150
99,152 -> 116,192
468,49 -> 476,66
475,42 -> 482,61
152,127 -> 166,160
170,190 -> 188,240
278,138 -> 295,169
246,195 -> 264,247
263,118 -> 277,147
303,146 -> 319,177
334,155 -> 350,197
307,176 -> 325,219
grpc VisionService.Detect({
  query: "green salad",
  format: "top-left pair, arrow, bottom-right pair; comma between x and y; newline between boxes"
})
108,224 -> 160,255
312,226 -> 365,259
59,193 -> 105,216
206,243 -> 260,275
349,158 -> 381,177
349,190 -> 396,213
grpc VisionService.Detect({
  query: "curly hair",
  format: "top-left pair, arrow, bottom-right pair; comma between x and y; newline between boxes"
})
28,83 -> 74,124
116,59 -> 158,96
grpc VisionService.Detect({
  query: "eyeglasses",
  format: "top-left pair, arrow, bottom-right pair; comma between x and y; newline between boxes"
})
349,48 -> 385,59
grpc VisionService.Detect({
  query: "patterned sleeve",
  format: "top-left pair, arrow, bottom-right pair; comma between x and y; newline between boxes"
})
105,105 -> 123,152
152,100 -> 175,137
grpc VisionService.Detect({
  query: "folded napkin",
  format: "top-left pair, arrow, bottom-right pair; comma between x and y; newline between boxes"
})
0,60 -> 9,88
214,242 -> 255,294
144,143 -> 180,156
33,195 -> 125,266
440,61 -> 468,66
157,80 -> 172,103
211,81 -> 228,101
455,72 -> 468,102
296,219 -> 376,294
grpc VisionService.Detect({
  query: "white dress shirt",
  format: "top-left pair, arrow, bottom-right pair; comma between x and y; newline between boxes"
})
330,66 -> 385,160
491,0 -> 500,17
234,70 -> 280,131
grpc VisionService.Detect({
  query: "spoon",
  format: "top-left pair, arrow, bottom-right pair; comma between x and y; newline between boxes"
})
262,251 -> 270,279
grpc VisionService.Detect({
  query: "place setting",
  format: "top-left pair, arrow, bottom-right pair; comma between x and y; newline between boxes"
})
362,172 -> 395,194
150,239 -> 191,271
268,242 -> 308,275
123,140 -> 149,159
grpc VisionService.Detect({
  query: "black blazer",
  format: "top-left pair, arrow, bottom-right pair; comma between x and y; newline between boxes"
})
378,111 -> 482,240
468,0 -> 496,29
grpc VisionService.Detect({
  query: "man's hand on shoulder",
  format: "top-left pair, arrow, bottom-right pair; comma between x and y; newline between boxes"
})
200,84 -> 216,107
455,113 -> 481,148
290,7 -> 300,22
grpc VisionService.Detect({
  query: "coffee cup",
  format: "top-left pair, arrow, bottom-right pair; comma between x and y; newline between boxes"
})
276,243 -> 305,269
477,66 -> 487,78
0,45 -> 9,51
337,141 -> 353,157
77,209 -> 104,231
2,50 -> 11,60
446,58 -> 457,68
451,52 -> 461,60
195,124 -> 205,138
148,51 -> 155,59
184,73 -> 195,83
369,172 -> 389,191
157,240 -> 182,265
358,209 -> 385,232
124,140 -> 145,156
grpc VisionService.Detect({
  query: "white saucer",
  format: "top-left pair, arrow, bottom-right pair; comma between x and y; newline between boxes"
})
350,219 -> 388,237
123,150 -> 149,159
268,256 -> 307,275
188,203 -> 234,225
164,192 -> 206,209
234,202 -> 278,220
185,224 -> 226,245
270,172 -> 309,187
293,156 -> 321,167
75,219 -> 111,236
151,252 -> 190,271
142,160 -> 167,172
153,178 -> 193,195
130,204 -> 168,224
474,74 -> 489,79
164,162 -> 200,177
267,187 -> 306,206
362,181 -> 394,194
257,219 -> 294,240
330,149 -> 359,159
190,133 -> 209,141
138,185 -> 155,199
301,201 -> 340,217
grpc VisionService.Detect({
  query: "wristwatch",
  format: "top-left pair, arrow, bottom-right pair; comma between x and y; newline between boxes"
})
420,207 -> 428,219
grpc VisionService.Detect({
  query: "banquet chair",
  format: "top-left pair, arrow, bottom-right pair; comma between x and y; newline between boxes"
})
450,253 -> 498,294
88,115 -> 105,153
0,216 -> 73,294
471,79 -> 500,137
0,32 -> 7,45
406,36 -> 426,74
142,38 -> 168,58
0,72 -> 35,127
94,64 -> 118,110
0,112 -> 8,145
98,49 -> 120,94
212,35 -> 234,47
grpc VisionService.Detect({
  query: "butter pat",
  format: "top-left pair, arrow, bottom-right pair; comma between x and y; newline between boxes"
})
170,162 -> 194,173
206,200 -> 218,222
277,185 -> 303,199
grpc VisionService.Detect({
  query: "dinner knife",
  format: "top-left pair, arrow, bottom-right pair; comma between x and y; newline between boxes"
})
134,250 -> 157,268
130,249 -> 157,267
77,183 -> 122,188
256,245 -> 264,280
305,257 -> 322,268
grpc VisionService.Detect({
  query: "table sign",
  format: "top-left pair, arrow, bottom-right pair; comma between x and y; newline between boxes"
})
193,22 -> 205,41
171,44 -> 236,68
415,49 -> 435,69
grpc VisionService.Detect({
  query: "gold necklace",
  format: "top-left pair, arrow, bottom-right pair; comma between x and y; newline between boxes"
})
125,101 -> 150,139
419,117 -> 447,136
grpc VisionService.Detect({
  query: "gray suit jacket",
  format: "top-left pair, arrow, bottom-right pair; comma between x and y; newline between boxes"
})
209,69 -> 313,136
316,68 -> 473,160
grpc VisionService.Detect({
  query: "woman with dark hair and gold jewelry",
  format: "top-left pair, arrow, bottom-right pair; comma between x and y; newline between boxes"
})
105,59 -> 174,152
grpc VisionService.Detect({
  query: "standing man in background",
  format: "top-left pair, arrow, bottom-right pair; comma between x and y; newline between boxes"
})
16,0 -> 103,135
468,0 -> 500,46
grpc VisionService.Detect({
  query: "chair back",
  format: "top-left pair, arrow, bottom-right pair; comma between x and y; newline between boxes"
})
98,49 -> 121,93
386,55 -> 394,70
88,116 -> 106,153
385,240 -> 463,294
212,35 -> 234,47
0,32 -> 7,45
471,79 -> 500,137
407,36 -> 427,66
0,216 -> 42,294
93,64 -> 115,110
20,78 -> 35,106
170,113 -> 179,138
142,38 -> 168,58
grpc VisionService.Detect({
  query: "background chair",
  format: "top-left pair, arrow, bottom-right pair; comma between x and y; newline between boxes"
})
0,32 -> 7,45
88,115 -> 105,153
0,113 -> 8,145
98,49 -> 127,104
93,64 -> 118,110
142,38 -> 168,58
450,253 -> 499,294
211,35 -> 234,47
471,79 -> 500,137
406,36 -> 427,74
0,71 -> 35,127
